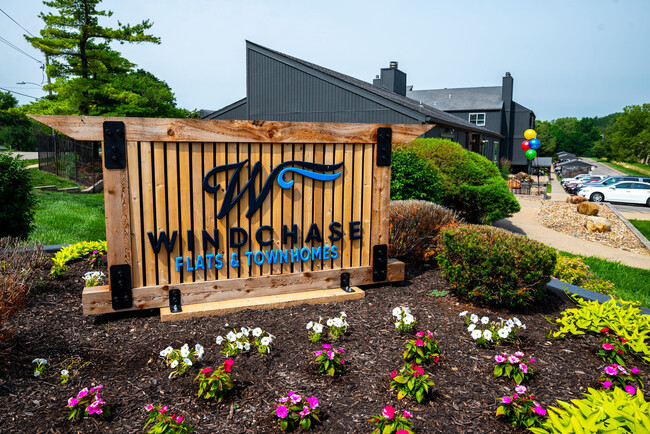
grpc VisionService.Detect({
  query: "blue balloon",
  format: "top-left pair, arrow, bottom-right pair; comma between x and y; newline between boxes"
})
528,138 -> 540,150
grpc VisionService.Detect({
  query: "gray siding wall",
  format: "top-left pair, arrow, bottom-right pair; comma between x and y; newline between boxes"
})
247,50 -> 420,124
211,101 -> 248,120
446,110 -> 502,137
511,105 -> 536,166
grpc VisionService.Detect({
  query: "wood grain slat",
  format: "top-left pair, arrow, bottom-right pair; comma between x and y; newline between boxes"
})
303,143 -> 314,271
361,143 -> 373,266
126,141 -> 142,288
215,143 -> 228,281
203,143 -> 217,282
153,142 -> 169,284
332,143 -> 344,270
342,143 -> 353,268
271,143 -> 283,275
140,142 -> 156,285
178,143 -> 193,283
351,144 -> 363,268
322,143 -> 334,271
312,144 -> 324,271
166,143 -> 181,285
260,143 -> 272,276
291,144 -> 304,273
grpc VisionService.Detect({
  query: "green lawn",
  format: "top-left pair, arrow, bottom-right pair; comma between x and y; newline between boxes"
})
629,219 -> 650,241
560,250 -> 650,307
590,158 -> 650,177
30,191 -> 106,244
28,168 -> 78,188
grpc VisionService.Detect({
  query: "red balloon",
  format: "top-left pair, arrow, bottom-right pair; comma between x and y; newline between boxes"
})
521,140 -> 530,151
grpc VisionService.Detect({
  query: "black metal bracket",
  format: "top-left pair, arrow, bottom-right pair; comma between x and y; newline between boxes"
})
169,289 -> 182,313
376,127 -> 392,167
372,244 -> 388,282
110,264 -> 132,310
341,272 -> 352,293
103,121 -> 126,169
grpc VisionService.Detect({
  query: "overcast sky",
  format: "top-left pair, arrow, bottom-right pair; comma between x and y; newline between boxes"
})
1,0 -> 648,121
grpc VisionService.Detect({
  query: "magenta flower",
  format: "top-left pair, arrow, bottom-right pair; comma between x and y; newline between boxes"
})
514,351 -> 524,357
68,397 -> 79,407
158,405 -> 168,413
494,355 -> 506,363
327,350 -> 335,360
396,430 -> 409,434
300,406 -> 311,419
339,348 -> 346,354
603,380 -> 613,389
403,410 -> 413,418
602,342 -> 616,350
315,351 -> 322,357
278,397 -> 289,403
533,406 -> 546,416
77,388 -> 89,399
515,385 -> 527,394
604,366 -> 618,376
341,359 -> 345,364
416,331 -> 424,337
519,363 -> 528,374
508,356 -> 520,364
625,385 -> 636,395
426,330 -> 433,339
415,339 -> 424,347
631,368 -> 640,375
382,405 -> 395,419
390,370 -> 397,378
530,358 -> 535,363
145,404 -> 154,412
501,396 -> 511,404
176,415 -> 184,423
322,344 -> 331,349
290,394 -> 302,404
306,396 -> 319,409
513,393 -> 519,399
276,405 -> 288,419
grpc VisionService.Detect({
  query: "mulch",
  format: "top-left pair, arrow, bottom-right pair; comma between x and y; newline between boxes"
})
0,256 -> 644,433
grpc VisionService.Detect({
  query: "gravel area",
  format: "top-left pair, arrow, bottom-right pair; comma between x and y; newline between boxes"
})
537,201 -> 649,255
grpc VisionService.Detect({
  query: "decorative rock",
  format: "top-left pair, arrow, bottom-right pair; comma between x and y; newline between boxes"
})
566,195 -> 588,204
585,216 -> 611,232
577,202 -> 599,216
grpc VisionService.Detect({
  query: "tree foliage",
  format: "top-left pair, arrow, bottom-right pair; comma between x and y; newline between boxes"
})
536,114 -> 622,158
0,91 -> 37,151
597,104 -> 650,163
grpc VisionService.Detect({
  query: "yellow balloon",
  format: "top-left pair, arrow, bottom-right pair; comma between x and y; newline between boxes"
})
524,129 -> 537,140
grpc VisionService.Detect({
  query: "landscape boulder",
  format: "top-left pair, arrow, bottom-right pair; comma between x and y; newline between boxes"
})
566,195 -> 588,204
585,216 -> 611,232
577,202 -> 599,216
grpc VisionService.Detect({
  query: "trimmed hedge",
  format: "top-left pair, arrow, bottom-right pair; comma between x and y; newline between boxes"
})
0,153 -> 36,238
390,148 -> 442,204
437,225 -> 557,308
395,139 -> 520,224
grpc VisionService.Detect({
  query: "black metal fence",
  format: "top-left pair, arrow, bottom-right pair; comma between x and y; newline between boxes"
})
36,133 -> 102,187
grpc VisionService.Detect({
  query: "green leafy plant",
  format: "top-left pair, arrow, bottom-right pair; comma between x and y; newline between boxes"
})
493,352 -> 535,384
368,405 -> 414,434
403,330 -> 440,364
0,153 -> 36,238
273,392 -> 321,432
60,369 -> 70,384
390,147 -> 443,203
598,364 -> 644,394
528,387 -> 650,434
598,327 -> 629,366
553,254 -> 617,296
426,289 -> 449,297
32,358 -> 47,378
82,271 -> 105,287
496,385 -> 546,429
144,404 -> 193,434
389,364 -> 434,403
392,306 -> 417,333
215,327 -> 275,356
460,312 -> 526,346
314,344 -> 346,377
306,313 -> 348,342
67,385 -> 110,420
438,225 -> 557,308
159,344 -> 204,378
50,240 -> 107,278
550,296 -> 650,364
305,319 -> 324,342
194,359 -> 234,401
88,249 -> 106,268
388,200 -> 461,262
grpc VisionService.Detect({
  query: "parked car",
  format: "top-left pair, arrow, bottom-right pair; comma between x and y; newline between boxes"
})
561,173 -> 592,186
573,176 -> 650,194
564,176 -> 606,194
578,181 -> 650,206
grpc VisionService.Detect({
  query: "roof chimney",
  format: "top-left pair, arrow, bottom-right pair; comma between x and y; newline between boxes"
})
390,61 -> 398,69
374,61 -> 407,96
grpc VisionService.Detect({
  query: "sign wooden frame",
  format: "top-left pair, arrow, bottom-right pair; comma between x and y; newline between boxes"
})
31,115 -> 432,316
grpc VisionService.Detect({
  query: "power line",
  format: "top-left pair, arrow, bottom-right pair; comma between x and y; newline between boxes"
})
0,86 -> 39,99
0,35 -> 43,64
0,7 -> 35,37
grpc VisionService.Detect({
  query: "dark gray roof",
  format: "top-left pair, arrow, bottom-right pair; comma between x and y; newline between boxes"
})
555,160 -> 594,167
531,157 -> 552,167
202,98 -> 246,120
407,86 -> 504,111
203,42 -> 502,138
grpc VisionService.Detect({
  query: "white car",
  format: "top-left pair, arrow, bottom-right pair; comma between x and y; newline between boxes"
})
561,173 -> 592,186
578,181 -> 650,206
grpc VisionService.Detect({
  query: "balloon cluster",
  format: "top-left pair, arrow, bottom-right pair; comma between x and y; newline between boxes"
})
521,129 -> 539,160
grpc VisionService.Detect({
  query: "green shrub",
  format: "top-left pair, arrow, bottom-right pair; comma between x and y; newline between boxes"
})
51,240 -> 107,278
388,200 -> 461,262
390,148 -> 442,203
437,225 -> 557,308
0,153 -> 37,238
529,387 -> 650,434
554,255 -> 617,296
396,139 -> 520,224
550,296 -> 650,364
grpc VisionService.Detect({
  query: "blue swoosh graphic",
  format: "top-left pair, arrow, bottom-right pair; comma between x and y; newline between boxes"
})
277,168 -> 342,189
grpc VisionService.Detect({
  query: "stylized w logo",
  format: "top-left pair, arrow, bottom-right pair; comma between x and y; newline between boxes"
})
203,160 -> 343,219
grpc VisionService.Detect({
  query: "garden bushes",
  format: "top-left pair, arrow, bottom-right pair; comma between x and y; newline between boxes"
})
0,153 -> 37,238
437,225 -> 557,308
395,139 -> 520,224
388,200 -> 461,262
390,148 -> 442,204
553,254 -> 616,296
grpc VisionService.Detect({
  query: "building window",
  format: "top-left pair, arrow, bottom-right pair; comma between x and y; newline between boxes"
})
493,141 -> 499,162
469,113 -> 486,126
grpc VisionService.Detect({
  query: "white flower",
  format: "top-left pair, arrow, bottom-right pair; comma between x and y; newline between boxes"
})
402,307 -> 411,314
244,342 -> 251,351
343,320 -> 349,327
195,344 -> 204,359
467,324 -> 476,332
471,329 -> 482,340
403,315 -> 414,325
180,345 -> 190,358
313,323 -> 323,333
506,319 -> 515,328
170,360 -> 179,368
340,312 -> 347,317
34,371 -> 40,377
184,358 -> 192,366
498,328 -> 509,339
395,321 -> 401,328
459,311 -> 468,317
236,332 -> 243,339
306,321 -> 314,330
216,336 -> 223,345
260,337 -> 271,347
32,358 -> 47,365
61,369 -> 69,376
227,331 -> 237,342
392,307 -> 402,317
252,327 -> 263,337
513,317 -> 522,327
483,330 -> 493,341
236,341 -> 243,350
332,318 -> 343,328
481,316 -> 489,325
521,324 -> 526,330
326,318 -> 334,327
470,314 -> 479,323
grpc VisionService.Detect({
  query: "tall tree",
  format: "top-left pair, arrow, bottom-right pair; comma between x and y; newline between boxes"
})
534,120 -> 557,157
0,91 -> 37,151
25,0 -> 160,114
606,104 -> 650,163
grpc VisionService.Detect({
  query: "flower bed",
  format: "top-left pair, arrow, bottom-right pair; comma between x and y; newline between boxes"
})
1,256 -> 648,433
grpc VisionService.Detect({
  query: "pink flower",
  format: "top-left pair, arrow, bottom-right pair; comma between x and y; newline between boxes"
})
322,344 -> 331,349
77,388 -> 89,399
631,368 -> 640,375
513,393 -> 519,399
600,328 -> 610,333
339,348 -> 346,354
382,405 -> 395,419
415,339 -> 424,347
341,359 -> 345,364
514,351 -> 524,357
396,430 -> 409,434
306,396 -> 319,409
530,358 -> 535,363
602,342 -> 616,350
315,351 -> 322,357
534,406 -> 546,416
201,368 -> 212,374
68,398 -> 79,407
515,385 -> 527,394
416,331 -> 424,337
403,410 -> 413,418
89,385 -> 103,393
508,356 -> 520,364
158,405 -> 168,413
145,404 -> 154,412
390,370 -> 397,378
519,363 -> 528,374
603,380 -> 613,389
176,415 -> 184,423
604,366 -> 618,376
278,397 -> 289,403
290,394 -> 302,404
625,385 -> 636,395
223,359 -> 234,373
412,365 -> 424,377
494,355 -> 506,363
300,406 -> 311,419
276,405 -> 288,419
327,351 -> 335,360
501,396 -> 511,404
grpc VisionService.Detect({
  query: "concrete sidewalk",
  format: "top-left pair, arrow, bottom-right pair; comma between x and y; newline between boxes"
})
494,198 -> 650,270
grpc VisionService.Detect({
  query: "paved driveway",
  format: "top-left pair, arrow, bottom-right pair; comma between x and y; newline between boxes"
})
579,157 -> 626,176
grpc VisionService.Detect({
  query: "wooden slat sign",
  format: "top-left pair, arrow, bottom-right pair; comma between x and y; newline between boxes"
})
30,116 -> 432,315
